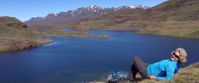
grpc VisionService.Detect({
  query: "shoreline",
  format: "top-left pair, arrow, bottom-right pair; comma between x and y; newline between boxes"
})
136,30 -> 199,40
72,29 -> 199,39
96,29 -> 199,39
1,29 -> 198,53
0,38 -> 53,53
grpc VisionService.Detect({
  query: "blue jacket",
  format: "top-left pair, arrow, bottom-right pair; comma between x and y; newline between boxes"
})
147,59 -> 180,80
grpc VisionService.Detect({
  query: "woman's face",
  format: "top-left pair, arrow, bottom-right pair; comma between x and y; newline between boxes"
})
171,50 -> 180,61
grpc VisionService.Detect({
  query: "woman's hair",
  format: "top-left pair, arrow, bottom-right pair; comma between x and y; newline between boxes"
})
172,48 -> 188,63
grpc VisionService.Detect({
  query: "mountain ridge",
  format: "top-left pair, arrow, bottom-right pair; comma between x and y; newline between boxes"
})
25,0 -> 199,38
25,5 -> 149,26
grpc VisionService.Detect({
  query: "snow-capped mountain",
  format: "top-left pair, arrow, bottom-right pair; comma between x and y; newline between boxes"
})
26,5 -> 149,25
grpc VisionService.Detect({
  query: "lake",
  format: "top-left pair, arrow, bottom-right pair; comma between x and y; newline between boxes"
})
0,30 -> 198,83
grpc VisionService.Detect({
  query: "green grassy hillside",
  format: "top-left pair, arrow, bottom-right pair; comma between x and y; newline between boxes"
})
151,0 -> 199,21
0,16 -> 52,52
74,0 -> 199,38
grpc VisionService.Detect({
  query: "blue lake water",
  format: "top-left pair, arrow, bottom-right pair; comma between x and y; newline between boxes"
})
0,30 -> 199,83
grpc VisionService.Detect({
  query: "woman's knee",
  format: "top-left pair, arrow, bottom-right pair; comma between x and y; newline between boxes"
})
132,56 -> 141,64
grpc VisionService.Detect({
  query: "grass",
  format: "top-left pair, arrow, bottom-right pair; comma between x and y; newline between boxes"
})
42,28 -> 111,39
0,16 -> 52,52
141,63 -> 199,83
74,18 -> 199,39
70,0 -> 199,39
89,63 -> 199,83
137,21 -> 199,38
0,16 -> 112,52
24,0 -> 199,39
44,30 -> 93,38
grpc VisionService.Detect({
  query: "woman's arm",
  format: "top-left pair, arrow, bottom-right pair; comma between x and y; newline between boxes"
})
155,65 -> 175,80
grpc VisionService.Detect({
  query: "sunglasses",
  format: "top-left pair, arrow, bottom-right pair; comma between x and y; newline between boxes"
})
173,52 -> 180,59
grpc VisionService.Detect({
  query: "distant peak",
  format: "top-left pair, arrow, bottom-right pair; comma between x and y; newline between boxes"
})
83,5 -> 101,8
128,5 -> 150,9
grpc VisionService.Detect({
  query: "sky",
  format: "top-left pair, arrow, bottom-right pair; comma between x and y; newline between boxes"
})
0,0 -> 167,21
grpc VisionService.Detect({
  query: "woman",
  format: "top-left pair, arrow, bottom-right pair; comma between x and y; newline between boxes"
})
131,48 -> 187,80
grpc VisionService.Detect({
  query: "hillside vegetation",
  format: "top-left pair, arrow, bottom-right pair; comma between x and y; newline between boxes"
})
25,0 -> 199,38
74,0 -> 199,38
0,16 -> 52,52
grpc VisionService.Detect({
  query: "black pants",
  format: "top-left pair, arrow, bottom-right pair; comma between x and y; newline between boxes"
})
131,56 -> 149,79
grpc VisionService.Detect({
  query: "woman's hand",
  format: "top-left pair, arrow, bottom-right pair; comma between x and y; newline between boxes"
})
149,75 -> 156,80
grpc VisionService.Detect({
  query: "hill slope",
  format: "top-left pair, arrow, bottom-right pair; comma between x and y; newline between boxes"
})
25,0 -> 199,38
75,0 -> 199,38
0,16 -> 52,52
151,0 -> 199,21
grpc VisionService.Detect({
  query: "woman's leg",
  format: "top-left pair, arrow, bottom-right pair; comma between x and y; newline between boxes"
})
131,56 -> 149,79
131,64 -> 138,79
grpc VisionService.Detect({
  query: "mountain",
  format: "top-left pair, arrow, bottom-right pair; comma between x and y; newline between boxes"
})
0,16 -> 52,52
138,0 -> 199,21
94,0 -> 199,22
25,0 -> 199,38
0,16 -> 28,28
138,0 -> 199,38
74,0 -> 199,38
25,5 -> 148,27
